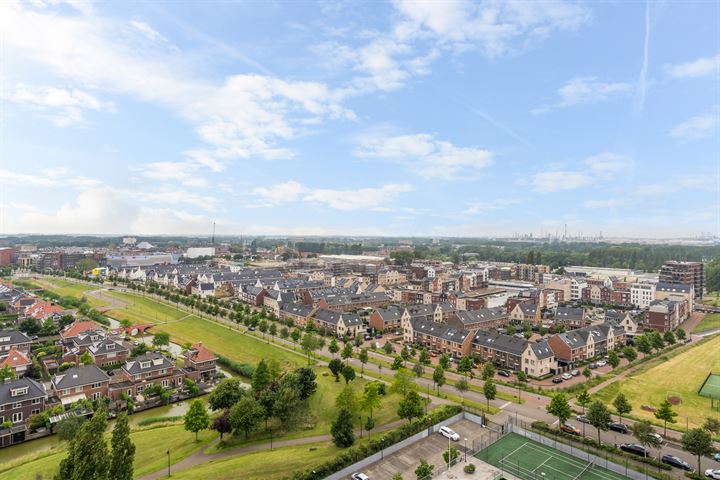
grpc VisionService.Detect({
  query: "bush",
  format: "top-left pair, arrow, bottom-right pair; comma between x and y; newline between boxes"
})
464,464 -> 476,474
136,416 -> 182,427
217,355 -> 255,378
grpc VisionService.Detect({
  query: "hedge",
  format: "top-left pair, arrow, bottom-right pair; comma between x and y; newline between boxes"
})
291,405 -> 463,480
136,415 -> 182,427
217,355 -> 255,378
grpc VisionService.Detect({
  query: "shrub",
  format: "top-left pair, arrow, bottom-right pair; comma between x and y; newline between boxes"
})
136,416 -> 182,427
464,464 -> 476,474
217,355 -> 255,378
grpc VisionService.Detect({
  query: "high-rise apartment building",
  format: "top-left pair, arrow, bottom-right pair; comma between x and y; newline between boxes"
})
659,261 -> 704,299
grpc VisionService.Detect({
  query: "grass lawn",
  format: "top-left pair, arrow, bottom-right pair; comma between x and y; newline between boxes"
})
104,291 -> 189,324
168,441 -> 343,480
26,277 -> 109,308
152,315 -> 306,368
0,421 -> 216,480
693,313 -> 720,333
594,335 -> 720,429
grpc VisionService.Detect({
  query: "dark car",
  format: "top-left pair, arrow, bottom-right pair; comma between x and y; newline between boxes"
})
552,377 -> 563,384
608,422 -> 629,434
661,455 -> 691,470
619,443 -> 649,457
375,334 -> 382,339
576,415 -> 590,424
498,370 -> 511,377
588,363 -> 598,369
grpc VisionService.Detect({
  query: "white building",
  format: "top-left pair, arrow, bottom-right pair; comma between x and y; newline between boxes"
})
570,278 -> 588,301
630,283 -> 656,309
186,247 -> 216,259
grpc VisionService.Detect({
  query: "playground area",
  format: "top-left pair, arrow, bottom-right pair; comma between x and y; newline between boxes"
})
476,433 -> 628,480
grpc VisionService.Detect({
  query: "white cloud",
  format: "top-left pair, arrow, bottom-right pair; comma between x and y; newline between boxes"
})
665,54 -> 720,79
355,133 -> 493,179
670,113 -> 719,140
140,162 -> 208,187
584,153 -> 632,174
130,20 -> 167,43
532,171 -> 591,193
583,198 -> 626,208
5,83 -> 115,126
463,198 -> 519,215
636,174 -> 715,196
534,77 -> 633,113
252,181 -> 413,211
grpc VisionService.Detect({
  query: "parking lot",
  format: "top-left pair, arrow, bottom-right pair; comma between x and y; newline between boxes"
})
352,419 -> 490,480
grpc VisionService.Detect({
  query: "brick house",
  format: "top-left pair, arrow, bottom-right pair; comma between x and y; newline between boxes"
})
407,319 -> 473,358
52,364 -> 110,405
0,330 -> 31,360
471,331 -> 527,372
239,285 -> 267,306
0,377 -> 47,447
112,352 -> 185,399
311,309 -> 364,338
368,305 -> 406,332
554,306 -> 585,328
59,320 -> 102,342
0,348 -> 32,378
184,343 -> 218,381
447,307 -> 509,331
509,303 -> 540,324
644,299 -> 687,332
278,302 -> 315,328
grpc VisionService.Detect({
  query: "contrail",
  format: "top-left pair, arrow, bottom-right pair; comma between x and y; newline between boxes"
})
635,0 -> 651,114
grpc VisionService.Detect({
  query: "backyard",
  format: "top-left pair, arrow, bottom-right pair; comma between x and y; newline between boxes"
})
594,334 -> 720,429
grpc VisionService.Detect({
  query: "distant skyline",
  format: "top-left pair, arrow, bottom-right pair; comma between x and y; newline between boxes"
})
1,0 -> 718,238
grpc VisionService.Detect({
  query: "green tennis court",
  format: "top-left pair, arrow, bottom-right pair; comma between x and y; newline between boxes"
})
476,433 -> 628,480
699,373 -> 720,399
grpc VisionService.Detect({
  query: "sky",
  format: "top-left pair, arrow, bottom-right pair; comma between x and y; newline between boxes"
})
0,0 -> 718,238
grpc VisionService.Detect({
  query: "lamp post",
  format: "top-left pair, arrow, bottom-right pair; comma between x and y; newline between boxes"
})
166,449 -> 170,477
464,438 -> 467,462
447,435 -> 451,470
359,415 -> 363,438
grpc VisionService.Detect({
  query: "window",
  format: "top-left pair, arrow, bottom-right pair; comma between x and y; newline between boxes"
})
31,398 -> 41,405
12,402 -> 22,409
31,409 -> 40,415
12,412 -> 22,423
10,387 -> 28,397
91,382 -> 102,389
162,380 -> 169,387
0,405 -> 4,412
91,392 -> 101,401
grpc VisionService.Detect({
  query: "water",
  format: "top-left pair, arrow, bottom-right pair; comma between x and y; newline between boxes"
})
0,398 -> 195,466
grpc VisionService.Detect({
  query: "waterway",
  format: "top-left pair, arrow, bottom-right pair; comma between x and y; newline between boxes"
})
0,398 -> 195,466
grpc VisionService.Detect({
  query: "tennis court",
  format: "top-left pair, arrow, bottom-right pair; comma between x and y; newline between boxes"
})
476,433 -> 627,480
699,373 -> 720,398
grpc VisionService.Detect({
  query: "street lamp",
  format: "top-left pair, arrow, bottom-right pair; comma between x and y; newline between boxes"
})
166,449 -> 170,477
359,415 -> 363,438
464,438 -> 467,462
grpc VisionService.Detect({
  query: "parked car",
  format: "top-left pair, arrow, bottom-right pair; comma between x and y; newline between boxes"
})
561,373 -> 573,380
588,363 -> 598,369
570,369 -> 580,376
552,377 -> 563,384
705,469 -> 720,479
608,422 -> 629,434
363,334 -> 372,341
619,443 -> 649,457
661,455 -> 691,470
596,360 -> 607,367
375,334 -> 382,339
498,370 -> 511,377
715,453 -> 720,462
560,423 -> 581,435
576,415 -> 590,424
649,432 -> 664,444
439,426 -> 460,441
430,351 -> 438,358
351,473 -> 369,480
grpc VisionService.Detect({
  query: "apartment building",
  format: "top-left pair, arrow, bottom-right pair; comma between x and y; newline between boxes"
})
447,307 -> 509,331
655,282 -> 694,312
630,283 -> 656,309
406,319 -> 473,358
660,261 -> 704,299
644,300 -> 688,332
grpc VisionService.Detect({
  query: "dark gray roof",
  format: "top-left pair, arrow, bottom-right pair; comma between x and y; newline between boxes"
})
655,282 -> 692,294
0,377 -> 46,406
411,319 -> 470,344
123,352 -> 174,375
556,306 -> 584,321
373,306 -> 404,322
280,302 -> 314,317
313,308 -> 362,326
53,364 -> 110,390
0,330 -> 31,348
453,307 -> 507,325
88,338 -> 127,356
531,340 -> 555,360
472,330 -> 528,355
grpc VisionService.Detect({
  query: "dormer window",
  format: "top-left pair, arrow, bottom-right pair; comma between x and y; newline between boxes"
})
107,343 -> 115,350
140,361 -> 151,369
11,387 -> 28,397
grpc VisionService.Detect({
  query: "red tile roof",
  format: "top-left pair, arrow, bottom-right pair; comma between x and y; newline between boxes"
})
60,320 -> 101,340
26,301 -> 63,320
1,348 -> 31,368
189,342 -> 217,363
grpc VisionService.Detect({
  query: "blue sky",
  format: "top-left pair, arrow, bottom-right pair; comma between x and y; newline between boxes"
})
0,0 -> 718,238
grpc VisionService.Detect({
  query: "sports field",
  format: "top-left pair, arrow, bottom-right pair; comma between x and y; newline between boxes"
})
477,433 -> 627,480
699,373 -> 720,400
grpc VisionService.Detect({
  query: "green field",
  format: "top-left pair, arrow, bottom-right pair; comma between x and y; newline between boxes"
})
170,441 -> 342,480
693,313 -> 720,333
104,290 -> 190,324
595,335 -> 720,428
477,433 -> 627,480
0,421 -> 216,480
29,277 -> 109,308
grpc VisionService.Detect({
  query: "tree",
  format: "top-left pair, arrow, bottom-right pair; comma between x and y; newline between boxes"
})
622,345 -> 637,362
130,343 -> 148,358
546,393 -> 572,425
290,328 -> 301,346
457,356 -> 473,379
632,420 -> 661,458
361,382 -> 382,420
109,413 -> 135,480
301,333 -> 320,364
607,350 -> 620,369
414,459 -> 434,479
152,332 -> 170,348
252,360 -> 272,392
517,371 -> 527,382
481,362 -> 495,381
398,390 -> 424,423
208,377 -> 245,411
483,379 -> 497,410
587,400 -> 611,445
649,330 -> 664,350
341,342 -> 354,364
230,396 -> 264,437
272,383 -> 301,425
0,364 -> 16,381
582,367 -> 592,380
703,416 -> 720,436
455,379 -> 469,405
681,428 -> 714,474
331,408 -> 355,448
294,367 -> 317,400
383,341 -> 394,355
418,348 -> 431,366
432,365 -> 445,393
56,415 -> 85,441
341,364 -> 356,384
391,367 -> 417,396
336,384 -> 358,414
358,348 -> 369,374
19,318 -> 39,335
328,358 -> 344,382
654,399 -> 677,436
391,355 -> 404,370
577,390 -> 591,414
675,328 -> 686,341
663,330 -> 676,345
78,351 -> 93,365
211,410 -> 232,441
612,393 -> 632,424
439,354 -> 451,370
412,362 -> 424,378
56,409 -> 110,480
184,399 -> 210,442
329,338 -> 339,357
635,335 -> 652,354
